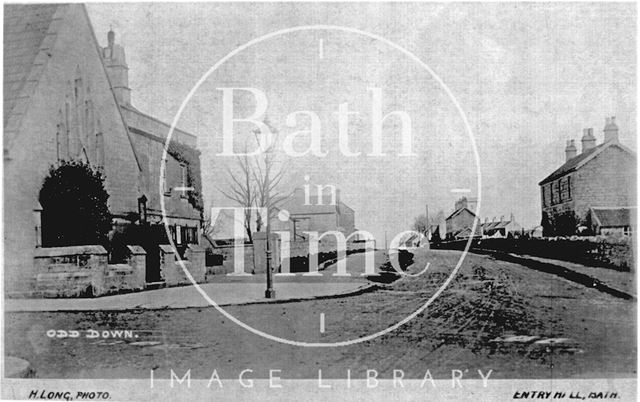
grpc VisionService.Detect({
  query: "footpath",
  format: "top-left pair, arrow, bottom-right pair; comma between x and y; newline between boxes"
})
4,281 -> 374,312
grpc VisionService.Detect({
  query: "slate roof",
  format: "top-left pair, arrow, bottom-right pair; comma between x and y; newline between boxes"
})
121,103 -> 197,148
445,207 -> 476,221
3,4 -> 145,170
4,4 -> 60,127
281,199 -> 341,215
590,207 -> 635,228
278,192 -> 353,216
539,143 -> 604,185
539,140 -> 637,185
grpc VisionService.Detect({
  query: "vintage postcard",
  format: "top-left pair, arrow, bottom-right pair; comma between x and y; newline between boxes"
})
1,2 -> 637,401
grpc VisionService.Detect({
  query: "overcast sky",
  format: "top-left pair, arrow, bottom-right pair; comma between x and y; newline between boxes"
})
88,3 -> 636,242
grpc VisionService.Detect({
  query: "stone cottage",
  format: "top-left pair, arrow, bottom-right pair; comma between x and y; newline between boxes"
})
538,117 -> 636,235
444,197 -> 482,240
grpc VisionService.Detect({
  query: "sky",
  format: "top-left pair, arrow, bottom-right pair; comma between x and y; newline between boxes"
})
87,2 -> 636,243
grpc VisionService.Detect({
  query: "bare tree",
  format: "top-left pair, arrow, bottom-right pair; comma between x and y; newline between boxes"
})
218,144 -> 256,243
218,118 -> 291,242
412,209 -> 445,237
251,122 -> 291,232
412,213 -> 430,236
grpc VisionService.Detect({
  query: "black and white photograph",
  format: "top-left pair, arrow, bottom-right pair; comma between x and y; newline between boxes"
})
1,2 -> 637,401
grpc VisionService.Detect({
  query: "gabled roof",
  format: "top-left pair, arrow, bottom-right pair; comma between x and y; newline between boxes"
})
280,199 -> 337,215
590,207 -> 635,228
3,5 -> 142,171
277,192 -> 354,216
539,141 -> 636,185
445,206 -> 476,221
4,4 -> 60,127
121,103 -> 197,148
208,209 -> 248,240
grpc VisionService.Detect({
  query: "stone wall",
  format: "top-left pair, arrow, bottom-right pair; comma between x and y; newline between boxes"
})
542,145 -> 636,226
434,236 -> 635,271
572,145 -> 636,220
103,245 -> 146,294
208,244 -> 255,275
159,244 -> 206,285
27,244 -> 150,298
33,245 -> 108,297
4,4 -> 141,292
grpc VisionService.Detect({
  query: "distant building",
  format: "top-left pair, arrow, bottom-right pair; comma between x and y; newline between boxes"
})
481,214 -> 522,238
272,187 -> 356,241
444,197 -> 482,240
538,117 -> 636,236
587,207 -> 636,236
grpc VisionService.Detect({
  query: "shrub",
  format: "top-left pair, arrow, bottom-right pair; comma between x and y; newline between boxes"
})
39,160 -> 111,248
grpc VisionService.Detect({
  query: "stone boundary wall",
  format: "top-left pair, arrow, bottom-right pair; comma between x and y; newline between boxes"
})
206,236 -> 374,277
33,245 -> 108,297
159,244 -> 206,285
206,244 -> 255,275
104,245 -> 146,294
433,236 -> 635,271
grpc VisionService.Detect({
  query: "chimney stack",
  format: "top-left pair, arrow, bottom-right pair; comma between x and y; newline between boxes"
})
604,116 -> 619,143
565,139 -> 577,161
581,128 -> 596,153
101,29 -> 131,105
455,197 -> 468,211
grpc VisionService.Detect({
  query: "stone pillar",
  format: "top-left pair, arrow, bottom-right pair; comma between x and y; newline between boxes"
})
126,245 -> 147,290
90,250 -> 108,296
253,232 -> 267,274
158,245 -> 175,283
186,244 -> 206,283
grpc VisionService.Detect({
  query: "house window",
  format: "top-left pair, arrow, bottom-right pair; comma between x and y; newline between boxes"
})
162,160 -> 171,196
176,225 -> 182,244
541,186 -> 546,207
567,176 -> 571,200
551,181 -> 559,205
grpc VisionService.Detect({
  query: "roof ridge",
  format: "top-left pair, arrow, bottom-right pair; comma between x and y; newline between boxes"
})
120,103 -> 197,139
539,141 -> 635,185
4,4 -> 63,153
81,4 -> 142,172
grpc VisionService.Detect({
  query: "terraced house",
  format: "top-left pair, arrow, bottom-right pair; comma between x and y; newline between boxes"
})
3,4 -> 203,294
539,117 -> 636,236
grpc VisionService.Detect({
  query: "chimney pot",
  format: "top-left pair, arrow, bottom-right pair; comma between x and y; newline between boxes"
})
604,116 -> 619,143
565,137 -> 577,161
581,127 -> 596,153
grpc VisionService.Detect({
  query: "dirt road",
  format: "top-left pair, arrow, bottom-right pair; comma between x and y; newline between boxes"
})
5,249 -> 636,379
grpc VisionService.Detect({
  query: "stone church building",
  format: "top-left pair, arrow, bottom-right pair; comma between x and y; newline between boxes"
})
539,117 -> 636,235
4,4 -> 203,292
